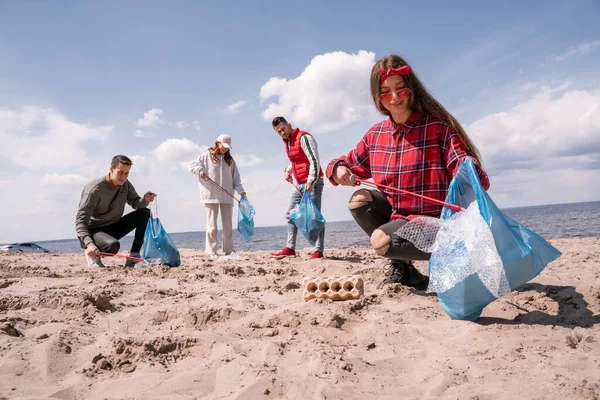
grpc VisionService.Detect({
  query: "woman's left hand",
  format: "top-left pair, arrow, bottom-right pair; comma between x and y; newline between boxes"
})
241,192 -> 247,197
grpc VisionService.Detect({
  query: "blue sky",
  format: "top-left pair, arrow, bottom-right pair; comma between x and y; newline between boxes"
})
1,0 -> 599,242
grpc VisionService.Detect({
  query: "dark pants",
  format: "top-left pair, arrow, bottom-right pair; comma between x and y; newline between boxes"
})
90,208 -> 151,254
349,189 -> 431,261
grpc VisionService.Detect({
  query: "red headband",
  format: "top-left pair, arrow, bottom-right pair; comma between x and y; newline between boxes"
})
378,66 -> 412,83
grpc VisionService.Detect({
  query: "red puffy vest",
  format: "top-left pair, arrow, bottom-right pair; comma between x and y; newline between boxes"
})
284,128 -> 324,184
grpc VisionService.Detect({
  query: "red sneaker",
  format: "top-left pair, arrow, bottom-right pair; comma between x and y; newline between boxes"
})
272,247 -> 296,258
310,251 -> 324,260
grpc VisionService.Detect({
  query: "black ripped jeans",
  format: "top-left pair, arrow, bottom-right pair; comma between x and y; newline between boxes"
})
349,189 -> 431,261
88,208 -> 151,254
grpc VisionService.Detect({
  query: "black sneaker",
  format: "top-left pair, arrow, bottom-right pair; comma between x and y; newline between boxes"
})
400,262 -> 430,291
378,260 -> 429,291
378,260 -> 407,288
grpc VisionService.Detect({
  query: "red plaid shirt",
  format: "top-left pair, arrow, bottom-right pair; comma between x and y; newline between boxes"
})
326,112 -> 490,220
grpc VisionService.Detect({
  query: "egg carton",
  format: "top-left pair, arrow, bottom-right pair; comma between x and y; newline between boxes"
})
302,275 -> 364,302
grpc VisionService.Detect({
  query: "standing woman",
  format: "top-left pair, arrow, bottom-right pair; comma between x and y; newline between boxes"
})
189,134 -> 246,257
326,54 -> 490,289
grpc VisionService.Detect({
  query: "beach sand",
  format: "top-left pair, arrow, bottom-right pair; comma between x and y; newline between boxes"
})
1,237 -> 599,399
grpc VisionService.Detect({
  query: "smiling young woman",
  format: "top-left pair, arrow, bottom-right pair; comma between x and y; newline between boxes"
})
326,53 -> 490,289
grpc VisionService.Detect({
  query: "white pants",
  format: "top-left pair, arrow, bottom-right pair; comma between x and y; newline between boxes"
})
205,203 -> 233,255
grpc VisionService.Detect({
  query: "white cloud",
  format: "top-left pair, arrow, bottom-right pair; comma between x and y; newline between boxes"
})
0,106 -> 111,169
225,100 -> 248,114
130,155 -> 149,176
468,84 -> 600,176
136,108 -> 164,128
40,173 -> 89,186
260,50 -> 377,133
151,138 -> 263,171
193,120 -> 201,131
175,120 -> 189,129
549,40 -> 600,62
152,138 -> 207,170
234,154 -> 263,168
134,129 -> 146,137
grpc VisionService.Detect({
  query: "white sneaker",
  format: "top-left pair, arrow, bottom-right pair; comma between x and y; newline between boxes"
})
85,252 -> 106,268
223,251 -> 239,260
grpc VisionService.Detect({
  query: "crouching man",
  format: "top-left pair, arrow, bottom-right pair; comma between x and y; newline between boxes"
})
76,155 -> 156,267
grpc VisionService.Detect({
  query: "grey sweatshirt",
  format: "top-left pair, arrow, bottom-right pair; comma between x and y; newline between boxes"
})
75,177 -> 149,247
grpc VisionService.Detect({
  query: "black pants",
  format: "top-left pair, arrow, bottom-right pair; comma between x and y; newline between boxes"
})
89,208 -> 151,254
349,189 -> 430,261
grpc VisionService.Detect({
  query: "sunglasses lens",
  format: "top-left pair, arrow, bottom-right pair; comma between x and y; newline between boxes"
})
398,88 -> 410,98
380,93 -> 393,102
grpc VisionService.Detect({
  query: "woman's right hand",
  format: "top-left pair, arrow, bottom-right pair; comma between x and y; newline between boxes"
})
200,172 -> 208,181
333,165 -> 356,186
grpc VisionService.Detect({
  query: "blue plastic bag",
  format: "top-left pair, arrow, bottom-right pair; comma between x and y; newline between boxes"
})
141,216 -> 181,267
433,159 -> 562,320
237,197 -> 255,243
288,190 -> 326,246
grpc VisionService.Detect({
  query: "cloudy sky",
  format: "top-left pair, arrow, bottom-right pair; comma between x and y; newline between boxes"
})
1,0 -> 599,243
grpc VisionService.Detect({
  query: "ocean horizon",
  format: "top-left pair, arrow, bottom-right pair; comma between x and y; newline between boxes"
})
3,200 -> 599,254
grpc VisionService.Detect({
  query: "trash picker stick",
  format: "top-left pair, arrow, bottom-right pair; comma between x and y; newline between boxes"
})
350,175 -> 464,213
203,176 -> 241,203
289,180 -> 303,196
97,252 -> 149,265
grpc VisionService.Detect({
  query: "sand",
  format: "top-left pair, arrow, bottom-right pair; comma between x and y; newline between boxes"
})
1,237 -> 599,400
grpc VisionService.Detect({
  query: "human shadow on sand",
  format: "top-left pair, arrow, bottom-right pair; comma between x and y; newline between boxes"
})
326,255 -> 367,263
477,283 -> 600,328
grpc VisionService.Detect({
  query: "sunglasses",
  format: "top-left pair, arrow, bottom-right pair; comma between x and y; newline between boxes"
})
379,88 -> 411,103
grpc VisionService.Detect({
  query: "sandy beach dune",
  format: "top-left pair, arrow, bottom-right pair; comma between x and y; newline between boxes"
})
1,237 -> 599,399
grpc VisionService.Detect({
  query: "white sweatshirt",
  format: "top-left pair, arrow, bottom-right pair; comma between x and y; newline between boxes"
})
188,151 -> 245,204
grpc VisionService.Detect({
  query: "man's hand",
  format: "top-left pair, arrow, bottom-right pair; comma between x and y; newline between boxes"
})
332,165 -> 357,186
240,192 -> 247,197
305,182 -> 313,193
144,191 -> 157,202
86,242 -> 99,259
284,169 -> 293,183
200,172 -> 209,181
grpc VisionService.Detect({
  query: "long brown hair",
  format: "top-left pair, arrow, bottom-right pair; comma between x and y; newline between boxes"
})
209,141 -> 233,166
370,54 -> 482,162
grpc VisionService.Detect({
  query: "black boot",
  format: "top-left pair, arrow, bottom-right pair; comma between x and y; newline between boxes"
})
379,260 -> 429,291
400,261 -> 429,291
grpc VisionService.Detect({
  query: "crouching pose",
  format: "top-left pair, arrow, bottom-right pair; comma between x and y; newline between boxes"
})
326,54 -> 490,289
76,155 -> 156,268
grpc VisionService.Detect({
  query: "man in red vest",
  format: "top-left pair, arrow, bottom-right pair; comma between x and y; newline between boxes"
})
271,116 -> 325,259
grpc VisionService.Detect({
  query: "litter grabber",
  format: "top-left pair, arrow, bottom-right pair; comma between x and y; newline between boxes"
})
289,180 -> 303,196
349,174 -> 464,213
97,251 -> 150,266
202,175 -> 241,203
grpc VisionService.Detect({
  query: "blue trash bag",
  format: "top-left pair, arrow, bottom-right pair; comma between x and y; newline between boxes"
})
141,216 -> 181,267
288,190 -> 326,246
432,159 -> 562,320
237,197 -> 255,243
